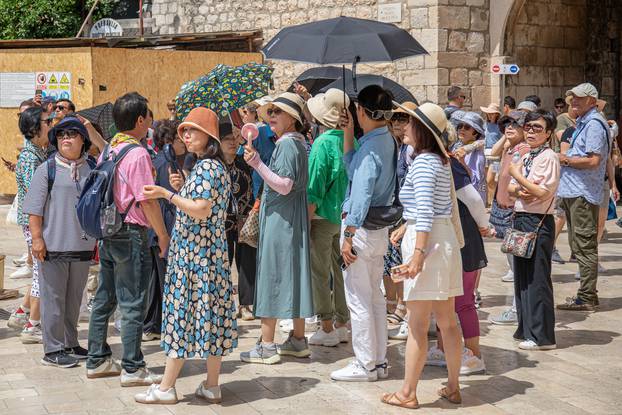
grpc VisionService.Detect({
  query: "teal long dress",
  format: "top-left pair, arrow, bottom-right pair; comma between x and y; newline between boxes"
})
253,132 -> 313,319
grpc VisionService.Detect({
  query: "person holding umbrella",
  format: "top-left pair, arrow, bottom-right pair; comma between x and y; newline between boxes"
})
332,85 -> 397,382
240,92 -> 313,364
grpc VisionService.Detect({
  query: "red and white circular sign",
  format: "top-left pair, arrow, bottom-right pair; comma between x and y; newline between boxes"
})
492,64 -> 500,73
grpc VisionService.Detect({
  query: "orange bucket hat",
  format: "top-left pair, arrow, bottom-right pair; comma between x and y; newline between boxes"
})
177,107 -> 220,142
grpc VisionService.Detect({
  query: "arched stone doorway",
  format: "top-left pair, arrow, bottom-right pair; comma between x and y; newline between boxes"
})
499,0 -> 622,121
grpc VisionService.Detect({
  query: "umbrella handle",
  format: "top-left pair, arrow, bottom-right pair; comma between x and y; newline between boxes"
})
342,65 -> 347,111
352,55 -> 360,93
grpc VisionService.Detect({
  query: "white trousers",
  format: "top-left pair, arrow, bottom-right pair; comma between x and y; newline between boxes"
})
341,223 -> 388,371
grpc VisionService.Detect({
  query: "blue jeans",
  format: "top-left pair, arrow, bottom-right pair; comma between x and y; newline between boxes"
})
87,224 -> 152,372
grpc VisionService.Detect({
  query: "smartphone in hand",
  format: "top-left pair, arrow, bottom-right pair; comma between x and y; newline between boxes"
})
339,248 -> 358,271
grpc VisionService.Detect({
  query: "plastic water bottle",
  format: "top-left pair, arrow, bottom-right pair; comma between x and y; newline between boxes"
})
512,152 -> 521,163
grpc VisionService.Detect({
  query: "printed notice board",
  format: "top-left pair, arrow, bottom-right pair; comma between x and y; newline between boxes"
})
0,72 -> 36,108
36,72 -> 72,101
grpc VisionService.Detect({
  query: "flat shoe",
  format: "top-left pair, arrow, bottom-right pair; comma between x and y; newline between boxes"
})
381,392 -> 419,409
438,387 -> 461,404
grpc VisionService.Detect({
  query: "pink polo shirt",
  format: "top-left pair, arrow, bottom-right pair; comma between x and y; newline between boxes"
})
99,143 -> 155,227
514,148 -> 560,215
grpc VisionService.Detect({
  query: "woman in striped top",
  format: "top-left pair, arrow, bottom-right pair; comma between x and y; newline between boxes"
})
382,103 -> 464,409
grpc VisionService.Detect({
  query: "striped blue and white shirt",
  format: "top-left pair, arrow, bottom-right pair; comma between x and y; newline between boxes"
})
399,153 -> 452,232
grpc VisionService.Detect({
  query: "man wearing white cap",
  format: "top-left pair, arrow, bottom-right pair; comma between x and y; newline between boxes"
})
557,83 -> 610,311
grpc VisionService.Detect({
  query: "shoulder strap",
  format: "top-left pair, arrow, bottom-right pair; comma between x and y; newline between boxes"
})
47,158 -> 56,196
112,143 -> 140,163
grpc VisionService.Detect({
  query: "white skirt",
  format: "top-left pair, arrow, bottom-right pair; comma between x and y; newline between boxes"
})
401,218 -> 463,301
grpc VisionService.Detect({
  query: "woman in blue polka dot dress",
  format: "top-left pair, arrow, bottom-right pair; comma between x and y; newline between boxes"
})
135,107 -> 237,405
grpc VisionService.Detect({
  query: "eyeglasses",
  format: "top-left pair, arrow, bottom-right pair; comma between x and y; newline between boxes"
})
390,113 -> 410,124
40,117 -> 53,126
55,129 -> 80,140
267,108 -> 283,117
524,123 -> 546,133
457,123 -> 474,131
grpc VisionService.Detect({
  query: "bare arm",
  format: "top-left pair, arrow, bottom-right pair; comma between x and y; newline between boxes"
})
559,153 -> 602,169
490,135 -> 509,158
140,199 -> 170,258
29,215 -> 46,262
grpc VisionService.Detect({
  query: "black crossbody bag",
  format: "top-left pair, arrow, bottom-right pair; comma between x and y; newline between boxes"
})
362,139 -> 403,230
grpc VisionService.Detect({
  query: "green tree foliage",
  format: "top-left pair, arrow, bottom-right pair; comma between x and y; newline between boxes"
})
0,0 -> 121,40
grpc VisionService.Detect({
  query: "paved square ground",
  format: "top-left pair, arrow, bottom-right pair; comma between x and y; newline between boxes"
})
1,204 -> 621,414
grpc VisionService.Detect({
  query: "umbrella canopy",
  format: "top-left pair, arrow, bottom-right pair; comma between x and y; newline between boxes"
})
175,62 -> 273,120
262,16 -> 428,64
76,102 -> 115,140
287,66 -> 353,95
320,74 -> 417,104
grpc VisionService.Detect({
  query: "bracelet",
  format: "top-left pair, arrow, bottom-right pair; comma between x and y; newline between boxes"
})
168,192 -> 176,202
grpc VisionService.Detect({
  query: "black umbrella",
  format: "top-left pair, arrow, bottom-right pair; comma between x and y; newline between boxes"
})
320,74 -> 417,104
76,102 -> 116,140
263,16 -> 427,65
287,66 -> 353,95
263,16 -> 427,105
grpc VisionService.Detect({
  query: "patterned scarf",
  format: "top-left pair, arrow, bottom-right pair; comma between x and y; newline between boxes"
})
523,145 -> 548,176
110,132 -> 141,147
55,154 -> 87,182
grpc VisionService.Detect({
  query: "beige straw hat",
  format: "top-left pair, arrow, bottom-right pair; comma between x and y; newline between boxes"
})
257,92 -> 305,124
306,88 -> 350,129
480,103 -> 501,114
393,101 -> 449,157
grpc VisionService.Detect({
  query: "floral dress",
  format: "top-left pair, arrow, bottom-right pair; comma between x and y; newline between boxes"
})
161,158 -> 238,358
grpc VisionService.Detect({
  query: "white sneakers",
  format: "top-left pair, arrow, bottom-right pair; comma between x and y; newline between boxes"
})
13,253 -> 28,267
388,321 -> 409,340
518,340 -> 556,351
330,360 -> 378,382
87,357 -> 122,379
308,326 -> 349,347
10,265 -> 32,279
134,382 -> 222,405
196,382 -> 222,403
425,346 -> 486,375
121,368 -> 163,387
501,270 -> 514,282
134,384 -> 178,404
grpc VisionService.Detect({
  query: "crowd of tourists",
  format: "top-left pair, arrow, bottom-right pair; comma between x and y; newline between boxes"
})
4,77 -> 618,409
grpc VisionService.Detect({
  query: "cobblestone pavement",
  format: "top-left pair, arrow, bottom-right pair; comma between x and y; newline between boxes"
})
1,204 -> 621,415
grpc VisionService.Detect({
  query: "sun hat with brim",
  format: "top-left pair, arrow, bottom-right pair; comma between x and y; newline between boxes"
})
480,103 -> 501,114
566,82 -> 599,99
451,111 -> 485,137
498,110 -> 527,132
517,101 -> 538,112
392,101 -> 418,115
306,88 -> 350,129
258,92 -> 305,124
393,101 -> 449,157
48,115 -> 91,152
178,107 -> 219,142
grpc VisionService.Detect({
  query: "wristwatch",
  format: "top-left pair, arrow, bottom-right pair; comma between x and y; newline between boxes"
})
343,229 -> 355,239
562,158 -> 570,167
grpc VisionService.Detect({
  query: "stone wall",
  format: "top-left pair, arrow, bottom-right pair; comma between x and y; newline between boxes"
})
504,0 -> 587,110
150,0 -> 495,107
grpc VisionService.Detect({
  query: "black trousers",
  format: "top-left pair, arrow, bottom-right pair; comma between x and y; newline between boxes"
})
513,212 -> 556,346
227,231 -> 257,306
143,246 -> 165,334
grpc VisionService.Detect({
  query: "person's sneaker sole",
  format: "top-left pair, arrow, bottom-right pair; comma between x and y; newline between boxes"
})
308,338 -> 340,347
196,393 -> 222,404
489,319 -> 517,326
519,344 -> 556,351
460,367 -> 486,375
135,396 -> 178,404
7,318 -> 27,330
142,333 -> 161,341
20,335 -> 42,344
40,357 -> 79,368
87,371 -> 121,379
121,379 -> 160,387
240,354 -> 281,364
330,375 -> 377,382
277,348 -> 311,358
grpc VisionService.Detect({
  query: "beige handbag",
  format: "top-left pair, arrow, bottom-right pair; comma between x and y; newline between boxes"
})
238,207 -> 259,248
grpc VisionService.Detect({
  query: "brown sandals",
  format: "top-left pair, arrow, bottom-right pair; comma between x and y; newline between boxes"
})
438,386 -> 462,404
381,392 -> 420,409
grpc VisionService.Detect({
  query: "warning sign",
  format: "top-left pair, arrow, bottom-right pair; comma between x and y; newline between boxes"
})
35,71 -> 71,101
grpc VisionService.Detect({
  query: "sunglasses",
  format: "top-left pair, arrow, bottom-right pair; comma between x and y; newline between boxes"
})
390,113 -> 410,124
55,129 -> 80,140
267,107 -> 283,117
55,105 -> 69,111
500,120 -> 520,133
554,105 -> 565,109
40,117 -> 53,126
359,105 -> 393,121
459,95 -> 466,99
456,123 -> 474,131
524,123 -> 546,133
